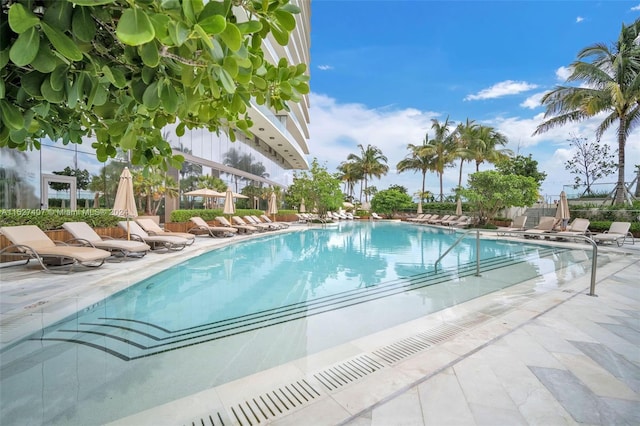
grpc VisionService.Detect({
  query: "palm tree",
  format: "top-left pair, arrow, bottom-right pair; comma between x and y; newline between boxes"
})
453,118 -> 479,189
534,19 -> 640,204
347,144 -> 389,203
397,137 -> 437,213
420,117 -> 457,201
469,125 -> 512,171
337,160 -> 362,201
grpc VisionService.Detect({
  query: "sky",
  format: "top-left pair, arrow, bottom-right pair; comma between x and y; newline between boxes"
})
307,0 -> 640,201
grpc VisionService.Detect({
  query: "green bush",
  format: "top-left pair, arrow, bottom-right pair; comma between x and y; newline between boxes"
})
589,220 -> 640,235
0,209 -> 119,230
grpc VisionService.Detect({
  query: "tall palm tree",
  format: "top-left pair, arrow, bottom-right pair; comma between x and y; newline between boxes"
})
534,19 -> 640,204
469,125 -> 512,171
347,144 -> 389,203
420,117 -> 457,201
397,136 -> 437,212
453,118 -> 479,189
337,160 -> 362,201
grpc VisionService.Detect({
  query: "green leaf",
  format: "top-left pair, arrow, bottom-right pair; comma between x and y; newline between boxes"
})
9,27 -> 39,67
193,24 -> 214,49
0,79 -> 4,99
237,20 -> 263,35
252,75 -> 266,90
182,0 -> 196,24
142,81 -> 161,109
168,21 -> 190,46
139,41 -> 160,67
198,14 -> 226,35
69,0 -> 116,5
116,8 -> 155,46
67,73 -> 85,108
120,127 -> 138,150
0,50 -> 9,69
43,0 -> 73,31
0,100 -> 24,130
41,22 -> 83,61
109,67 -> 128,88
149,14 -> 171,44
30,43 -> 59,73
41,76 -> 65,103
8,3 -> 40,34
219,22 -> 242,51
270,24 -> 289,46
176,122 -> 186,137
274,10 -> 296,31
72,7 -> 96,42
160,0 -> 181,10
50,65 -> 68,92
222,56 -> 238,78
160,83 -> 179,113
142,66 -> 156,84
218,68 -> 236,94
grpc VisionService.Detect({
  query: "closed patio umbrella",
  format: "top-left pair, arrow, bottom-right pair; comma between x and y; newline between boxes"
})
555,191 -> 570,230
268,192 -> 278,220
223,187 -> 236,216
417,201 -> 423,214
112,167 -> 138,240
299,198 -> 306,213
456,198 -> 463,216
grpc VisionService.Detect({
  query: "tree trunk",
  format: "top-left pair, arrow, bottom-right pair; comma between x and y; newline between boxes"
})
458,158 -> 464,188
614,122 -> 626,204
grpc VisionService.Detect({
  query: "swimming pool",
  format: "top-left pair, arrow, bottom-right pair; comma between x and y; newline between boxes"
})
0,221 -> 595,425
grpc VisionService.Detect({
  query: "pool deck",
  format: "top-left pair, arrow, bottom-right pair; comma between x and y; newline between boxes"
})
1,224 -> 639,425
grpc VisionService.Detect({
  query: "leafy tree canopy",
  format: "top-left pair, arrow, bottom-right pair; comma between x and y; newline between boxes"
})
0,0 -> 309,171
370,189 -> 413,217
50,166 -> 90,191
458,171 -> 539,225
495,154 -> 547,187
387,184 -> 407,194
286,158 -> 343,216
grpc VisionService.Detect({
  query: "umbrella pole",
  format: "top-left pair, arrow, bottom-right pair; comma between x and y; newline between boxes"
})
127,218 -> 130,240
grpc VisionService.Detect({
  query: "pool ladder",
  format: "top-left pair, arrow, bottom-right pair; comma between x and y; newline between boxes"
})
434,229 -> 600,296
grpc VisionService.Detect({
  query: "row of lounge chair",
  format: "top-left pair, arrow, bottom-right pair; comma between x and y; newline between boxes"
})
0,215 -> 292,273
498,215 -> 634,246
406,214 -> 472,227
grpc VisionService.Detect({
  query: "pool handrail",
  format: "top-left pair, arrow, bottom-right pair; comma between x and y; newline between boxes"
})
434,229 -> 599,296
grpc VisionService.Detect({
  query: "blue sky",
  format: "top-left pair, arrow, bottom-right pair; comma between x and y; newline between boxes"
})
307,1 -> 640,201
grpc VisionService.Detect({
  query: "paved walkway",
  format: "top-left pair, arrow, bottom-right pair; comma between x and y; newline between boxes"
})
342,246 -> 640,426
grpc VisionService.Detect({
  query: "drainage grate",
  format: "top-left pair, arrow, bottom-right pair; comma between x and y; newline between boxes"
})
372,336 -> 432,364
313,355 -> 384,391
415,323 -> 465,345
228,379 -> 320,425
186,412 -> 225,426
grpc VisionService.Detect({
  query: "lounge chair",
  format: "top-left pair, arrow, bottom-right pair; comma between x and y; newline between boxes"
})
371,212 -> 382,220
260,214 -> 290,228
447,216 -> 472,227
231,216 -> 263,232
407,214 -> 428,222
497,215 -> 528,235
524,216 -> 558,238
62,221 -> 150,258
241,215 -> 274,231
0,225 -> 111,273
413,214 -> 435,223
216,216 -> 255,234
429,215 -> 453,224
591,222 -> 634,246
295,213 -> 308,223
248,215 -> 281,229
136,218 -> 195,245
118,221 -> 189,251
552,218 -> 591,240
188,217 -> 237,238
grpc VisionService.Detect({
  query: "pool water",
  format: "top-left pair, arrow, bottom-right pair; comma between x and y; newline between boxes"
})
0,221 -> 594,425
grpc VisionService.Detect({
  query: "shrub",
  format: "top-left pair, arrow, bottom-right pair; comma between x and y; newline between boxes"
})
0,209 -> 119,230
170,209 -> 265,223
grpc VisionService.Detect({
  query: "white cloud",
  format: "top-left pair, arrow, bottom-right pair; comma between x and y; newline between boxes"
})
464,80 -> 538,101
520,91 -> 548,109
631,4 -> 640,11
576,16 -> 584,23
317,65 -> 334,71
556,66 -> 573,81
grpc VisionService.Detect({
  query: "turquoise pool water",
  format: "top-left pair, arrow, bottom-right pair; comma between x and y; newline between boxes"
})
0,221 -> 592,425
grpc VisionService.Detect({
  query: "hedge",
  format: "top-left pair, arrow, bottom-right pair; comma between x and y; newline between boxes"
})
170,208 -> 270,223
0,209 -> 119,230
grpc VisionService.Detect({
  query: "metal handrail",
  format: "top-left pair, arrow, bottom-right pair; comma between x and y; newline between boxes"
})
434,229 -> 599,296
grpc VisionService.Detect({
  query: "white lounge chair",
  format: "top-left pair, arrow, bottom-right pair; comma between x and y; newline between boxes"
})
371,212 -> 382,220
188,217 -> 237,237
259,214 -> 290,228
524,216 -> 558,238
62,221 -> 150,258
242,215 -> 275,230
497,215 -> 528,235
136,218 -> 195,245
0,225 -> 111,273
118,221 -> 189,251
552,218 -> 591,240
591,222 -> 634,246
216,216 -> 255,234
